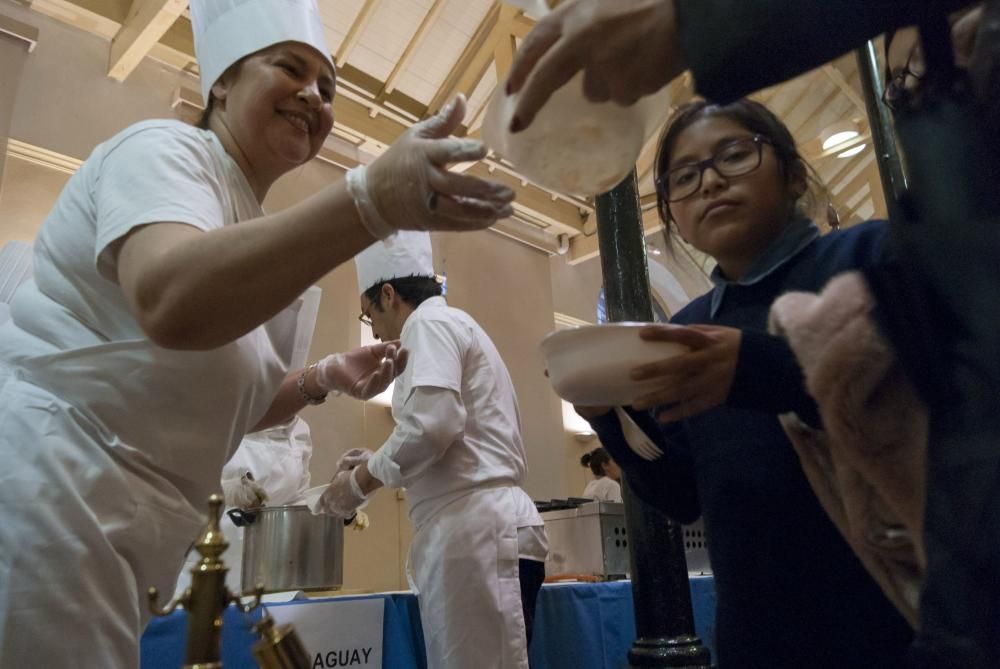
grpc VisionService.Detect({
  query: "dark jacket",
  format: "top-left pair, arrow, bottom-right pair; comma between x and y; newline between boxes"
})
593,221 -> 914,668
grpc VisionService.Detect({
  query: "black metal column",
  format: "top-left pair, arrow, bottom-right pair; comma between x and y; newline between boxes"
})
856,40 -> 908,218
595,171 -> 712,668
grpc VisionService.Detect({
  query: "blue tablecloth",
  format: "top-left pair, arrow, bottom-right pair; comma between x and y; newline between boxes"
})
141,577 -> 716,669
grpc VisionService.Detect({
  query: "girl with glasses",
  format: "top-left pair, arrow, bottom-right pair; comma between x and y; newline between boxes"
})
574,99 -> 913,668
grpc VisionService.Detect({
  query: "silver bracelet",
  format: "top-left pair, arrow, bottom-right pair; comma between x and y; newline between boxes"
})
297,363 -> 328,406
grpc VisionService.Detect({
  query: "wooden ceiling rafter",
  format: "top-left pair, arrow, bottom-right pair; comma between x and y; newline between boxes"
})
108,0 -> 187,81
427,3 -> 516,115
822,63 -> 868,115
335,0 -> 381,68
378,0 -> 446,98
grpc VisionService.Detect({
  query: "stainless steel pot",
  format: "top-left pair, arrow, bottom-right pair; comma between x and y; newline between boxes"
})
229,505 -> 345,594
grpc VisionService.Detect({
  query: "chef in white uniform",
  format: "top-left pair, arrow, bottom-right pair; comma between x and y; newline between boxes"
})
0,0 -> 514,664
580,446 -> 623,502
319,231 -> 548,669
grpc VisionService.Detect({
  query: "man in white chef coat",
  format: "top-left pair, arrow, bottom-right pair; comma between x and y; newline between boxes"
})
319,230 -> 547,669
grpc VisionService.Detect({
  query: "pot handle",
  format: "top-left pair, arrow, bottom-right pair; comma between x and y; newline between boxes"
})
343,512 -> 357,527
228,508 -> 257,527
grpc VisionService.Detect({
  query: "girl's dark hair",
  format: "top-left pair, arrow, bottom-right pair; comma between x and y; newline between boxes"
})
363,275 -> 443,310
580,447 -> 611,477
653,99 -> 829,247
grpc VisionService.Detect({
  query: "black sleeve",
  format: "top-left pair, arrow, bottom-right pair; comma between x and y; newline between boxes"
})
674,0 -> 977,102
729,329 -> 823,428
589,407 -> 701,524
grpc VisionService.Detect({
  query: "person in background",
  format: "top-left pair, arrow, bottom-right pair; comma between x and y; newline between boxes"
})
0,0 -> 514,664
575,99 -> 913,668
317,231 -> 547,669
579,447 -> 622,502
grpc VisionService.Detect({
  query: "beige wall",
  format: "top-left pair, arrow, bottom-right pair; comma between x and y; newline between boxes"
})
0,155 -> 70,241
0,25 -> 31,197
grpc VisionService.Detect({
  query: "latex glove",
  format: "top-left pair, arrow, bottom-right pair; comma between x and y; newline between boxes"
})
629,324 -> 741,424
221,472 -> 268,510
506,0 -> 685,132
347,510 -> 371,532
336,448 -> 374,474
318,468 -> 369,518
315,341 -> 409,400
345,94 -> 515,238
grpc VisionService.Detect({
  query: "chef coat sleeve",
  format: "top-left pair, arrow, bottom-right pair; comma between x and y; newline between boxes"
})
365,316 -> 469,488
366,386 -> 467,489
730,330 -> 822,428
93,124 -> 230,281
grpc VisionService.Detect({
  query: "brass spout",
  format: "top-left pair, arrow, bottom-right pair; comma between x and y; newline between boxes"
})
252,613 -> 312,669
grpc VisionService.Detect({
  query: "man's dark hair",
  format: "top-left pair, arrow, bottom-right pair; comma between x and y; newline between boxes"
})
363,275 -> 442,311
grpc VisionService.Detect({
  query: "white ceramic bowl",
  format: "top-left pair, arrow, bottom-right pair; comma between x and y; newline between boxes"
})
540,323 -> 689,407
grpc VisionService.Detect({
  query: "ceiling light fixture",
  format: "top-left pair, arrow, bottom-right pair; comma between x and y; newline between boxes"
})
820,121 -> 861,151
837,144 -> 867,158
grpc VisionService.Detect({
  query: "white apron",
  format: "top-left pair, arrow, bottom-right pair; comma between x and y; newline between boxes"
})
0,308 -> 289,668
408,486 -> 540,669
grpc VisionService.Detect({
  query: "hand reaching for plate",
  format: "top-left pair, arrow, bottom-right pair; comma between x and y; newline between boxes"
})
629,324 -> 742,423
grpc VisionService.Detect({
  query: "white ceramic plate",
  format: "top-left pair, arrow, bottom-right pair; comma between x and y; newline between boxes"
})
540,323 -> 689,406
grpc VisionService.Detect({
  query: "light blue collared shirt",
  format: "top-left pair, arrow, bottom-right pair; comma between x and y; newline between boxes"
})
707,215 -> 820,317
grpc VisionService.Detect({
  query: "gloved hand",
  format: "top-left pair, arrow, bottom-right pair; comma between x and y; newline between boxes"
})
347,510 -> 371,532
318,468 -> 369,518
336,448 -> 375,474
221,471 -> 268,510
315,341 -> 408,400
346,94 -> 515,238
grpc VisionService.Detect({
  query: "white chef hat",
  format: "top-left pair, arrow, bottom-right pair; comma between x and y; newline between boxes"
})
355,231 -> 435,295
190,0 -> 334,102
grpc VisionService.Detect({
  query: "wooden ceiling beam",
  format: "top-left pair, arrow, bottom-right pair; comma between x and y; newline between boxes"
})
465,163 -> 586,236
822,63 -> 867,115
32,0 -> 128,37
335,0 -> 380,68
380,0 -> 446,96
428,3 -> 516,114
108,0 -> 187,81
510,12 -> 534,39
493,31 -> 516,81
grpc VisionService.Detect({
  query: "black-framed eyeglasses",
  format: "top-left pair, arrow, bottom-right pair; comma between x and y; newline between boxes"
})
882,52 -> 926,112
656,135 -> 771,203
358,312 -> 373,327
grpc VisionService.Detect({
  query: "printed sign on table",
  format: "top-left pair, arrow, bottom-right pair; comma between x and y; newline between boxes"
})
266,597 -> 384,668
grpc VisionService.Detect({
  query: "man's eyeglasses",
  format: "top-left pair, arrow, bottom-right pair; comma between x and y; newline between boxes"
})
656,135 -> 771,203
883,52 -> 926,112
358,311 -> 373,327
